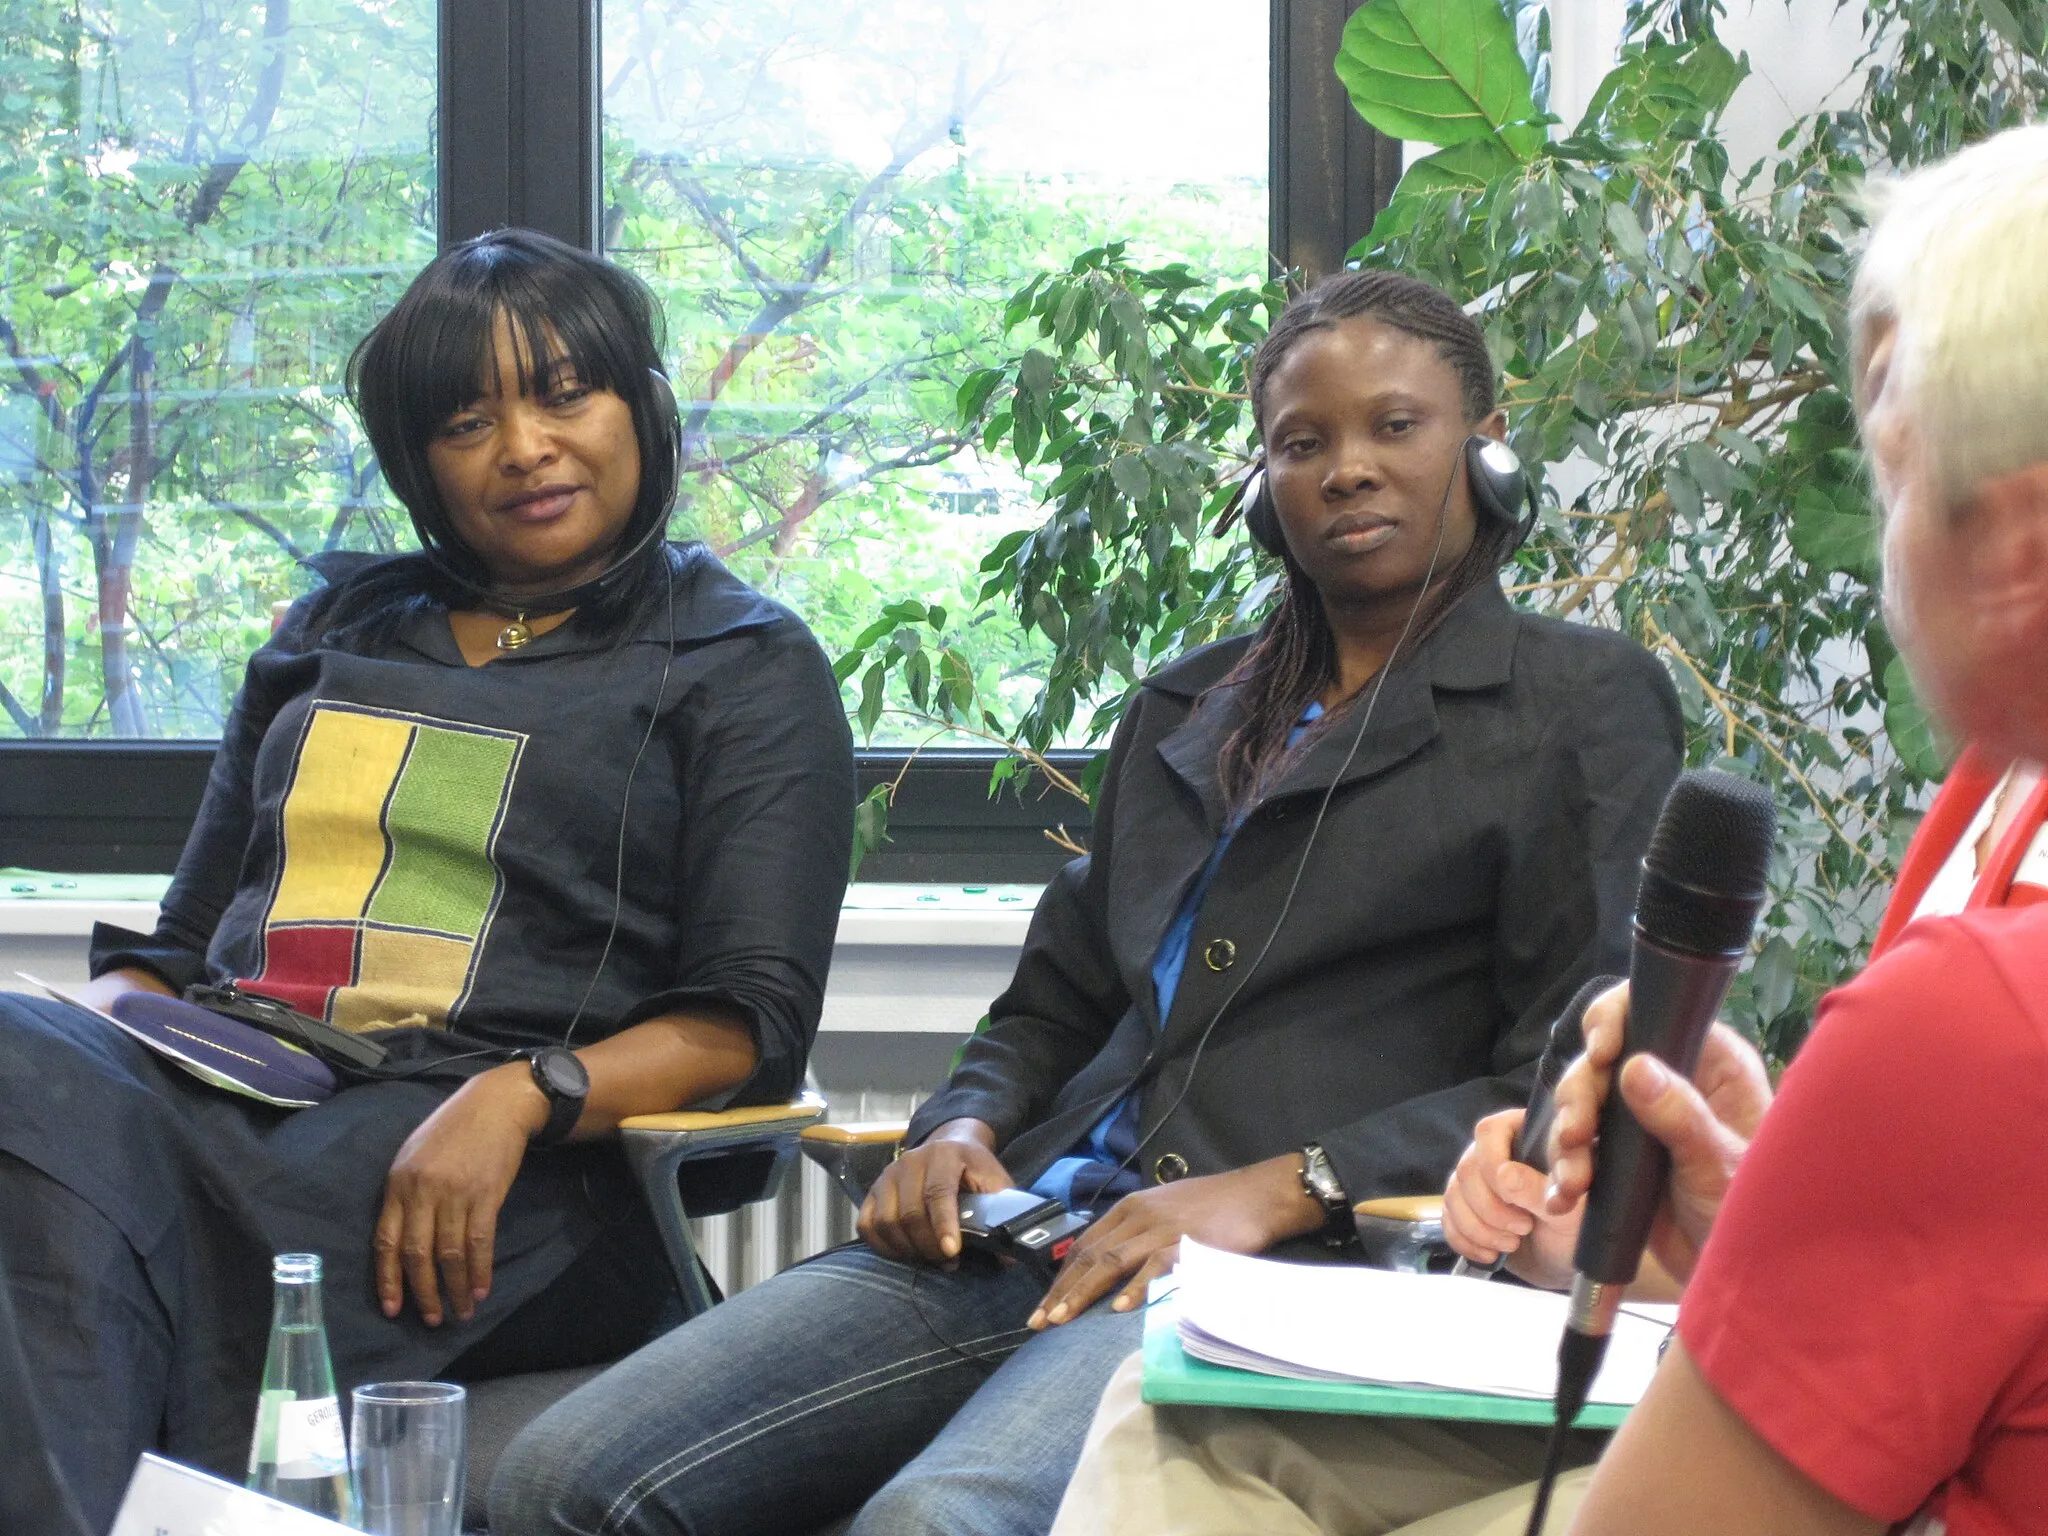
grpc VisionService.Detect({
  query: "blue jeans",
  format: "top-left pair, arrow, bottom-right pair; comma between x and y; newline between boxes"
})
489,1243 -> 1145,1536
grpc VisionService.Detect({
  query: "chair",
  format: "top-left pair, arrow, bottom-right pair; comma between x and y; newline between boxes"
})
797,1124 -> 1449,1270
462,1093 -> 825,1523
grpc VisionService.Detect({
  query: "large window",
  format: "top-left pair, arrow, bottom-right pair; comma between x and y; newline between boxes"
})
0,0 -> 1273,748
0,0 -> 434,738
603,0 -> 1269,743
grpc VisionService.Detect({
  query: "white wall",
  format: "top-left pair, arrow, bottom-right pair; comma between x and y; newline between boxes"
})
1548,0 -> 1868,159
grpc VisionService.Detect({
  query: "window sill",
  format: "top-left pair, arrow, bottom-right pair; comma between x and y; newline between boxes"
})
0,880 -> 1041,947
0,881 -> 1041,1036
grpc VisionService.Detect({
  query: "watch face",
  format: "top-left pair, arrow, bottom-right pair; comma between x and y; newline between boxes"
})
536,1048 -> 589,1098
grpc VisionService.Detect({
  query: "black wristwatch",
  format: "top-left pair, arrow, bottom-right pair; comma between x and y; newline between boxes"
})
1298,1143 -> 1354,1245
526,1046 -> 590,1147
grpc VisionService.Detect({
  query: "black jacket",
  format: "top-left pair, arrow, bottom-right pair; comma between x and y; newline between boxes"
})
906,582 -> 1684,1205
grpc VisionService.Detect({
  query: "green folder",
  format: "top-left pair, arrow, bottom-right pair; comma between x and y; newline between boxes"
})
1140,1296 -> 1630,1430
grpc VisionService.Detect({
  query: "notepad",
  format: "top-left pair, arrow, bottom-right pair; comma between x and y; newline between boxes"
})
1141,1240 -> 1675,1425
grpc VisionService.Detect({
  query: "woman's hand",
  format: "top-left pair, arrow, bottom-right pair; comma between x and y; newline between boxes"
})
858,1118 -> 1014,1267
1028,1154 -> 1325,1329
1546,983 -> 1774,1287
374,1063 -> 547,1326
1442,1107 -> 1581,1290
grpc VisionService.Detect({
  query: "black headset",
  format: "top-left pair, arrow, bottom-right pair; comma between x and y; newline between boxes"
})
422,366 -> 685,618
1229,434 -> 1536,561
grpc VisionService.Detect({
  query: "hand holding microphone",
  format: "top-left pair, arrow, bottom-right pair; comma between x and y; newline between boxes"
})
1544,990 -> 1773,1287
1520,769 -> 1777,1536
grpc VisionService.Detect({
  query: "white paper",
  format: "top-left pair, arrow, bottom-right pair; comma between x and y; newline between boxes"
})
110,1453 -> 352,1536
1174,1239 -> 1678,1405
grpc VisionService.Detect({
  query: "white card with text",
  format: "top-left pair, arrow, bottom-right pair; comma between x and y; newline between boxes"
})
108,1453 -> 351,1536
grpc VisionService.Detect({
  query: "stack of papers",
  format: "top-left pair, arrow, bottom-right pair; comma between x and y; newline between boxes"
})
1174,1239 -> 1677,1406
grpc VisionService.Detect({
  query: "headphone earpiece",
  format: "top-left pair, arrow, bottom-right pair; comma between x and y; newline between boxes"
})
1464,435 -> 1536,550
1240,466 -> 1285,558
646,366 -> 683,510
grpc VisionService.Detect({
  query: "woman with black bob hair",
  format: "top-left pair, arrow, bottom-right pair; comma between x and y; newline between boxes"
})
331,226 -> 683,644
0,228 -> 854,1529
492,270 -> 1683,1536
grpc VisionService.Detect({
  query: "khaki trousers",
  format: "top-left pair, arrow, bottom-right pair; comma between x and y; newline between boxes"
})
1049,1353 -> 1600,1536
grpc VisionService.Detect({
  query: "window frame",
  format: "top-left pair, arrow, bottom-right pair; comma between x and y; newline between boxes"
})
0,0 -> 1395,880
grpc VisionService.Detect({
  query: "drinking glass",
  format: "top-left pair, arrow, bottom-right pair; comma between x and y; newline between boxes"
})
349,1381 -> 467,1536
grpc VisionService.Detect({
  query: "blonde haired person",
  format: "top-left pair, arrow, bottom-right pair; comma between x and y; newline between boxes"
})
1053,120 -> 2048,1536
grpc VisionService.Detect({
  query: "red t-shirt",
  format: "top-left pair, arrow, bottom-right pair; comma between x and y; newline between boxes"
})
1679,906 -> 2048,1533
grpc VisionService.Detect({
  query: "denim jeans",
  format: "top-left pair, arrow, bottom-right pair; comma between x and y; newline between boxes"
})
489,1243 -> 1146,1536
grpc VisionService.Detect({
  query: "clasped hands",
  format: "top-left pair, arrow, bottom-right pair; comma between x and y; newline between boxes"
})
857,1118 -> 1327,1329
1442,982 -> 1775,1293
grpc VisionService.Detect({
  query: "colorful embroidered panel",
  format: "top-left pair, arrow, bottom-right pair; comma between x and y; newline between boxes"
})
244,702 -> 526,1031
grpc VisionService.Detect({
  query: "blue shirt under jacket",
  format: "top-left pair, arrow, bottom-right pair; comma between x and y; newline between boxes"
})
1029,702 -> 1323,1214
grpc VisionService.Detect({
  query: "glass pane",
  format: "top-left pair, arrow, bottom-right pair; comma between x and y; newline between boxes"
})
0,0 -> 435,738
603,0 -> 1268,744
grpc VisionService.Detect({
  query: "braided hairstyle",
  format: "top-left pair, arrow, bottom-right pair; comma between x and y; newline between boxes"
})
1212,270 -> 1513,812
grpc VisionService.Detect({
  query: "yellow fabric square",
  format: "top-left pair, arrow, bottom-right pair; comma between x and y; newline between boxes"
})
270,708 -> 414,924
329,927 -> 476,1032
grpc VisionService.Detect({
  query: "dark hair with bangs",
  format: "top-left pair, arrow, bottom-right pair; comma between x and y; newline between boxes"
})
311,229 -> 680,648
1212,269 -> 1514,812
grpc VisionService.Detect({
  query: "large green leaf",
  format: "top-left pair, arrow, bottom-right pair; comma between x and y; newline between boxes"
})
1881,656 -> 1948,782
1577,37 -> 1747,146
1365,137 -> 1523,246
1336,0 -> 1543,158
1789,486 -> 1877,582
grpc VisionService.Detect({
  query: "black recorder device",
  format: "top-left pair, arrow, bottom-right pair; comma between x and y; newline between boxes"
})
954,1189 -> 1092,1265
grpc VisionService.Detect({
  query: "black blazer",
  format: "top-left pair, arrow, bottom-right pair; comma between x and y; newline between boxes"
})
906,581 -> 1684,1205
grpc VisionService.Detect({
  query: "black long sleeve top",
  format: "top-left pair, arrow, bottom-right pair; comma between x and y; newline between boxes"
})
90,543 -> 855,1106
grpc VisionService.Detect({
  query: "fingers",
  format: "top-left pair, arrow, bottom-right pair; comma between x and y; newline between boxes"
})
401,1191 -> 443,1327
1694,1022 -> 1775,1140
1580,982 -> 1628,1065
466,1199 -> 497,1307
1547,985 -> 1629,1211
922,1163 -> 966,1262
1031,1206 -> 1141,1329
374,1197 -> 405,1319
857,1164 -> 912,1263
857,1146 -> 1002,1268
1111,1243 -> 1178,1313
1443,1111 -> 1537,1265
1619,1053 -> 1734,1172
435,1198 -> 474,1323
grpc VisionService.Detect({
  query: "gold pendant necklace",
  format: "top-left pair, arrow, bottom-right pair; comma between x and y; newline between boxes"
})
495,611 -> 533,651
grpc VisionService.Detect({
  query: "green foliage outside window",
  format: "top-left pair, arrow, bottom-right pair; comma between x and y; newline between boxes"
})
840,0 -> 2048,1059
0,0 -> 434,738
0,0 -> 1265,748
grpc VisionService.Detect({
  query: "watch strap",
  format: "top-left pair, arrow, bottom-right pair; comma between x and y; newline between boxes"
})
528,1048 -> 586,1147
1298,1142 -> 1355,1244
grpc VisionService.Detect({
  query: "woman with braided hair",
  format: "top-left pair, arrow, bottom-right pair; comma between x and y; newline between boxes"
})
491,270 -> 1682,1536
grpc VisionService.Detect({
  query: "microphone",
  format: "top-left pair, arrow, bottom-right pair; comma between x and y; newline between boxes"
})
1524,770 -> 1775,1533
1449,973 -> 1618,1279
1513,973 -> 1619,1171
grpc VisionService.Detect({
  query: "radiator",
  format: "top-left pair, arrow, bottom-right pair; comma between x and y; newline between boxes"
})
687,1087 -> 925,1299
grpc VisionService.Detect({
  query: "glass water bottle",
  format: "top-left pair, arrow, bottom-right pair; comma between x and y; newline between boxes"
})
247,1252 -> 358,1525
